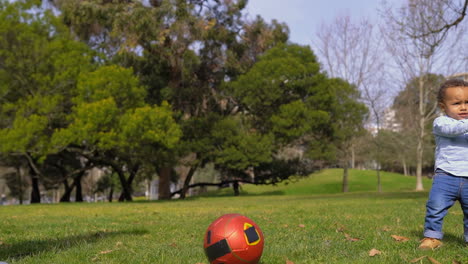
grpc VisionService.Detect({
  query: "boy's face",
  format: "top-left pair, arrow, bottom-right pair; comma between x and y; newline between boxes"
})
439,86 -> 468,120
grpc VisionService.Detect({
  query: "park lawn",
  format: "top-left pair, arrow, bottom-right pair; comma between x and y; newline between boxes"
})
0,169 -> 467,264
206,168 -> 433,196
244,168 -> 433,195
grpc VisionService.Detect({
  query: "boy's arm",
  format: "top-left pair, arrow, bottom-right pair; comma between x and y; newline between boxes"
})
433,116 -> 468,137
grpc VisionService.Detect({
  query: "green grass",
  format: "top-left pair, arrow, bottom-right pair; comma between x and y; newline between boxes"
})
0,169 -> 466,264
239,168 -> 433,195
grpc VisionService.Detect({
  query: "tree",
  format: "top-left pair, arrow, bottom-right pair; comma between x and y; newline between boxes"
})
38,150 -> 90,202
171,44 -> 368,196
209,117 -> 275,195
372,128 -> 425,175
381,0 -> 467,190
327,78 -> 368,192
51,65 -> 182,201
230,44 -> 331,136
95,172 -> 120,202
313,14 -> 384,192
0,0 -> 95,203
390,74 -> 444,173
0,155 -> 28,204
392,0 -> 468,39
225,44 -> 342,183
174,44 -> 332,196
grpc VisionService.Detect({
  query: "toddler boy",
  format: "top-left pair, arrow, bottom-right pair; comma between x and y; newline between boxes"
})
419,79 -> 468,249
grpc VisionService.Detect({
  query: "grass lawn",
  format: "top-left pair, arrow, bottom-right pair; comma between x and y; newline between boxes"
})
0,169 -> 467,264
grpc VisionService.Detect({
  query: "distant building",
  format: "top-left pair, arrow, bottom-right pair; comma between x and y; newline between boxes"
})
366,108 -> 402,136
381,108 -> 402,132
446,72 -> 468,81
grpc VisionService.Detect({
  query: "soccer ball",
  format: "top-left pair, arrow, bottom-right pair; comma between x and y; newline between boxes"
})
203,214 -> 264,264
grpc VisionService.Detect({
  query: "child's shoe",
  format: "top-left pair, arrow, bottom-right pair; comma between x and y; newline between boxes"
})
418,238 -> 442,249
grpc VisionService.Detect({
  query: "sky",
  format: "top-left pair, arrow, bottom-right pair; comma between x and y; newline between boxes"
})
244,0 -> 404,46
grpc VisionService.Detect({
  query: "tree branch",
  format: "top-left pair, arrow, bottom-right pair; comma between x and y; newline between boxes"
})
411,0 -> 467,38
170,179 -> 279,197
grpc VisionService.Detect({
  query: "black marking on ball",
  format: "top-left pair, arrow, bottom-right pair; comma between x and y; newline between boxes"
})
244,226 -> 260,244
205,238 -> 231,262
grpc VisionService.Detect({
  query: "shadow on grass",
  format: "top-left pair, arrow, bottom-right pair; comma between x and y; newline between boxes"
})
337,191 -> 429,200
410,230 -> 465,244
245,191 -> 429,200
134,190 -> 428,203
216,190 -> 286,197
318,191 -> 427,199
0,229 -> 148,261
243,190 -> 285,196
181,190 -> 286,200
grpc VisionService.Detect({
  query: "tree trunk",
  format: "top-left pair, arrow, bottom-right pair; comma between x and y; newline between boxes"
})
30,175 -> 41,203
25,153 -> 41,203
113,168 -> 132,202
342,164 -> 349,192
415,77 -> 425,191
415,136 -> 424,191
74,173 -> 83,202
233,181 -> 240,196
375,115 -> 382,193
376,168 -> 381,193
108,186 -> 114,202
60,180 -> 73,202
118,164 -> 139,201
158,167 -> 172,200
402,158 -> 408,176
16,167 -> 24,205
180,165 -> 198,199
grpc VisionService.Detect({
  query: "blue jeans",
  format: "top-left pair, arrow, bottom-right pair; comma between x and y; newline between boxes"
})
424,169 -> 468,242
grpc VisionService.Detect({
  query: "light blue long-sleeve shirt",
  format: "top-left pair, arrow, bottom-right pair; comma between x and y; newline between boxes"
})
433,115 -> 468,176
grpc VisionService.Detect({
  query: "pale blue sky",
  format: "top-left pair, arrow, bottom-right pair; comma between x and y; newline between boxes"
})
245,0 -> 404,46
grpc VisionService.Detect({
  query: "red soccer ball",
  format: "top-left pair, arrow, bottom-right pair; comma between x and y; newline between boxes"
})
203,214 -> 264,264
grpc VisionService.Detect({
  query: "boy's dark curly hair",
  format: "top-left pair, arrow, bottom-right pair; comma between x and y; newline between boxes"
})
438,79 -> 468,103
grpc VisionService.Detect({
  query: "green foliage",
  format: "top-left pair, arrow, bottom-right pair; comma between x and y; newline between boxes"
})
0,0 -> 94,158
211,117 -> 274,170
75,66 -> 146,110
229,43 -> 326,127
53,65 -> 181,155
271,100 -> 329,142
328,78 -> 368,150
179,114 -> 222,158
227,43 -> 368,166
52,98 -> 120,150
119,102 -> 182,150
0,1 -> 96,200
0,114 -> 48,153
95,172 -> 120,196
